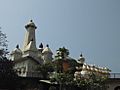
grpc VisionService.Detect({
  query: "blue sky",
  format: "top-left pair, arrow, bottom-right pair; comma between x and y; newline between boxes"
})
0,0 -> 120,72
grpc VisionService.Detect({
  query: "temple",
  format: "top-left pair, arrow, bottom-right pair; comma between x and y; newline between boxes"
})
10,20 -> 53,77
10,20 -> 110,78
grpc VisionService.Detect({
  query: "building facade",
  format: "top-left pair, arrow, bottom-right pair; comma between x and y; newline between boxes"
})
10,20 -> 53,77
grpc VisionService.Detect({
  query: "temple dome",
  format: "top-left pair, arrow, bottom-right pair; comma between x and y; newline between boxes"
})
11,45 -> 22,54
42,45 -> 53,54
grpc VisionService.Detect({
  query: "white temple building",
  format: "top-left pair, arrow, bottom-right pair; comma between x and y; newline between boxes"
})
10,20 -> 53,77
10,20 -> 110,78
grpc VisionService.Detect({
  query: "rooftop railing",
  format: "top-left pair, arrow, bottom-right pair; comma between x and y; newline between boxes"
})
109,73 -> 120,78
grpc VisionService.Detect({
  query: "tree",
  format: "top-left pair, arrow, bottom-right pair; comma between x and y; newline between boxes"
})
36,47 -> 108,90
50,47 -> 109,90
73,72 -> 109,90
36,62 -> 54,79
54,47 -> 72,73
0,30 -> 8,48
50,47 -> 77,90
0,30 -> 8,57
0,30 -> 18,89
0,30 -> 15,77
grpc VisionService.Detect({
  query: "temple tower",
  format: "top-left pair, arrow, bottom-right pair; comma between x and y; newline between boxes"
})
23,20 -> 37,52
22,20 -> 38,57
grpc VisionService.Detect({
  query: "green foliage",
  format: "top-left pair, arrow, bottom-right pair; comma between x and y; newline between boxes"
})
50,72 -> 74,85
0,30 -> 18,88
74,73 -> 108,90
50,72 -> 107,89
0,30 -> 8,57
0,30 -> 8,48
49,86 -> 56,90
50,71 -> 108,89
0,53 -> 18,89
54,47 -> 77,73
0,59 -> 18,78
36,62 -> 54,79
53,59 -> 63,73
0,30 -> 17,78
55,47 -> 69,60
36,46 -> 108,90
57,47 -> 69,56
52,47 -> 108,89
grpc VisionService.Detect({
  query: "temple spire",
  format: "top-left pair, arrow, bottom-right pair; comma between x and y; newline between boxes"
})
23,20 -> 37,52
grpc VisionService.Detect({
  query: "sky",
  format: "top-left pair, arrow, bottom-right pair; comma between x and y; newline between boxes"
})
0,0 -> 120,72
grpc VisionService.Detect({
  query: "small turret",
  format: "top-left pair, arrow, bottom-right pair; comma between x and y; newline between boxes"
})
77,53 -> 85,64
75,53 -> 85,74
42,44 -> 53,63
42,44 -> 53,54
10,44 -> 22,61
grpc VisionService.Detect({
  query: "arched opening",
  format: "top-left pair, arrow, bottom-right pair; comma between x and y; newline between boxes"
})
114,86 -> 120,90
